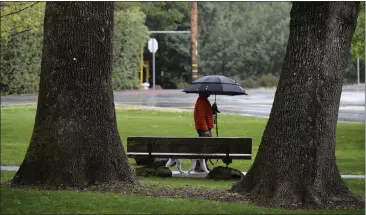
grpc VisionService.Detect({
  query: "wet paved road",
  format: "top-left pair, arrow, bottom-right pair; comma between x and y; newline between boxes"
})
1,85 -> 365,123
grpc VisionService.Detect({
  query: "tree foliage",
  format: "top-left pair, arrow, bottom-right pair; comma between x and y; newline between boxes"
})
0,2 -> 45,94
112,8 -> 150,90
140,2 -> 191,88
0,30 -> 43,94
1,4 -> 149,94
147,2 -> 292,88
1,2 -> 365,95
351,2 -> 365,58
0,2 -> 45,42
199,2 -> 291,80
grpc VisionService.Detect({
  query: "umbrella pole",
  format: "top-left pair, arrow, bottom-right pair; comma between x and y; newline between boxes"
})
215,94 -> 218,137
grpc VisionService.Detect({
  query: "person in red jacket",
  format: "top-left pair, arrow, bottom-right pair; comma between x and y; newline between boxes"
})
194,92 -> 215,137
191,92 -> 220,173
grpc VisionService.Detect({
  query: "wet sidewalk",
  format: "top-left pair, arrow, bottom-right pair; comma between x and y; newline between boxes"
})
1,166 -> 365,179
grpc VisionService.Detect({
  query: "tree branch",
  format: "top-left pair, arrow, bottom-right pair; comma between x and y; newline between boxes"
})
1,2 -> 39,18
2,23 -> 43,34
8,24 -> 43,37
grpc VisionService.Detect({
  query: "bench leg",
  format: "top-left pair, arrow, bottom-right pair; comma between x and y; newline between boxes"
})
222,157 -> 232,167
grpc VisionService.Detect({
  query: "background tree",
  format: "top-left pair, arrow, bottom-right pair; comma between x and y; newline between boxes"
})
231,2 -> 363,209
0,29 -> 42,94
1,2 -> 364,95
351,2 -> 365,58
1,3 -> 149,95
142,2 -> 191,88
154,2 -> 292,88
0,1 -> 44,94
112,7 -> 150,90
11,2 -> 137,187
346,2 -> 365,85
198,3 -> 290,79
0,1 -> 44,41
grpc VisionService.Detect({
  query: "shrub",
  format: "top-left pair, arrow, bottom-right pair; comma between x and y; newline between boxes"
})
257,73 -> 279,88
240,77 -> 258,89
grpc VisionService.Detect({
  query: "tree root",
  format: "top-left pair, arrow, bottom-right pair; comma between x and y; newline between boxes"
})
231,178 -> 364,210
11,157 -> 139,189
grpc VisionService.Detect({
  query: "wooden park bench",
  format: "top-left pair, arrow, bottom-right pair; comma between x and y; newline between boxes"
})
126,136 -> 252,167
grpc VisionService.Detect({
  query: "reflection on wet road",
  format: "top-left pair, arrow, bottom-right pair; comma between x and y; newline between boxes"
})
1,86 -> 364,123
112,86 -> 364,123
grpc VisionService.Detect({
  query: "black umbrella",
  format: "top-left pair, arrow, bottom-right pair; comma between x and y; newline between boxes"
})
183,75 -> 247,96
183,75 -> 247,137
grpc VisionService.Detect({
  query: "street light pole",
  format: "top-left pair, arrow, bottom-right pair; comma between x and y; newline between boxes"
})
357,57 -> 360,85
191,1 -> 198,82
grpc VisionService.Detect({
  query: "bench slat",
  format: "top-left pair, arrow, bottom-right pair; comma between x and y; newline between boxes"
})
127,136 -> 252,159
127,152 -> 251,159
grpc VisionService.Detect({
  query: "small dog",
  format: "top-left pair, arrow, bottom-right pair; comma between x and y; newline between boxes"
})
165,158 -> 209,174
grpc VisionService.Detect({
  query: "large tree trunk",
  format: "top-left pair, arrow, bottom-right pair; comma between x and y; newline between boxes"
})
231,2 -> 363,209
11,2 -> 137,188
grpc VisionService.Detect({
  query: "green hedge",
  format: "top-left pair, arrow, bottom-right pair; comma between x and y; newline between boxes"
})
112,8 -> 149,90
0,31 -> 42,95
1,8 -> 149,95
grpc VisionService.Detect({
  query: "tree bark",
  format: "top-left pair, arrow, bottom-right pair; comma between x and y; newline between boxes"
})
11,2 -> 137,188
231,2 -> 363,209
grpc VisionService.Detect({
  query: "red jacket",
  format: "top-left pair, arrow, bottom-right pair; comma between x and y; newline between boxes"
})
194,96 -> 214,131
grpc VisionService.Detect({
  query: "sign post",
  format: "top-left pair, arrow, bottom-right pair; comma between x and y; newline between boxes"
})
357,57 -> 360,85
148,38 -> 158,90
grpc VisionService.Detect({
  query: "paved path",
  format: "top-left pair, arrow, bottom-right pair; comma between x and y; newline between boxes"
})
1,166 -> 364,179
171,171 -> 365,179
1,85 -> 364,123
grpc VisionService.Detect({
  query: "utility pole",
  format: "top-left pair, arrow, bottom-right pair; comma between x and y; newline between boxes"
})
357,57 -> 360,85
191,1 -> 198,82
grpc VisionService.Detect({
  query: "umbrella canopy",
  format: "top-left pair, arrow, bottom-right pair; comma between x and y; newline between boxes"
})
182,75 -> 247,96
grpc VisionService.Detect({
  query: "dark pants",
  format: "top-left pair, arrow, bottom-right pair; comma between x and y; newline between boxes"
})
195,129 -> 212,172
197,129 -> 212,137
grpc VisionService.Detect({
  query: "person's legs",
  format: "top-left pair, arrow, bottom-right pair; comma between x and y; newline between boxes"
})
197,130 -> 206,137
194,129 -> 211,172
199,159 -> 210,173
188,159 -> 197,174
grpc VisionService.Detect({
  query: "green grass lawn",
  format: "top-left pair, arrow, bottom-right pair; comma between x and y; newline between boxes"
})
1,187 -> 364,215
1,171 -> 364,198
1,105 -> 365,174
1,171 -> 365,214
0,105 -> 364,214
